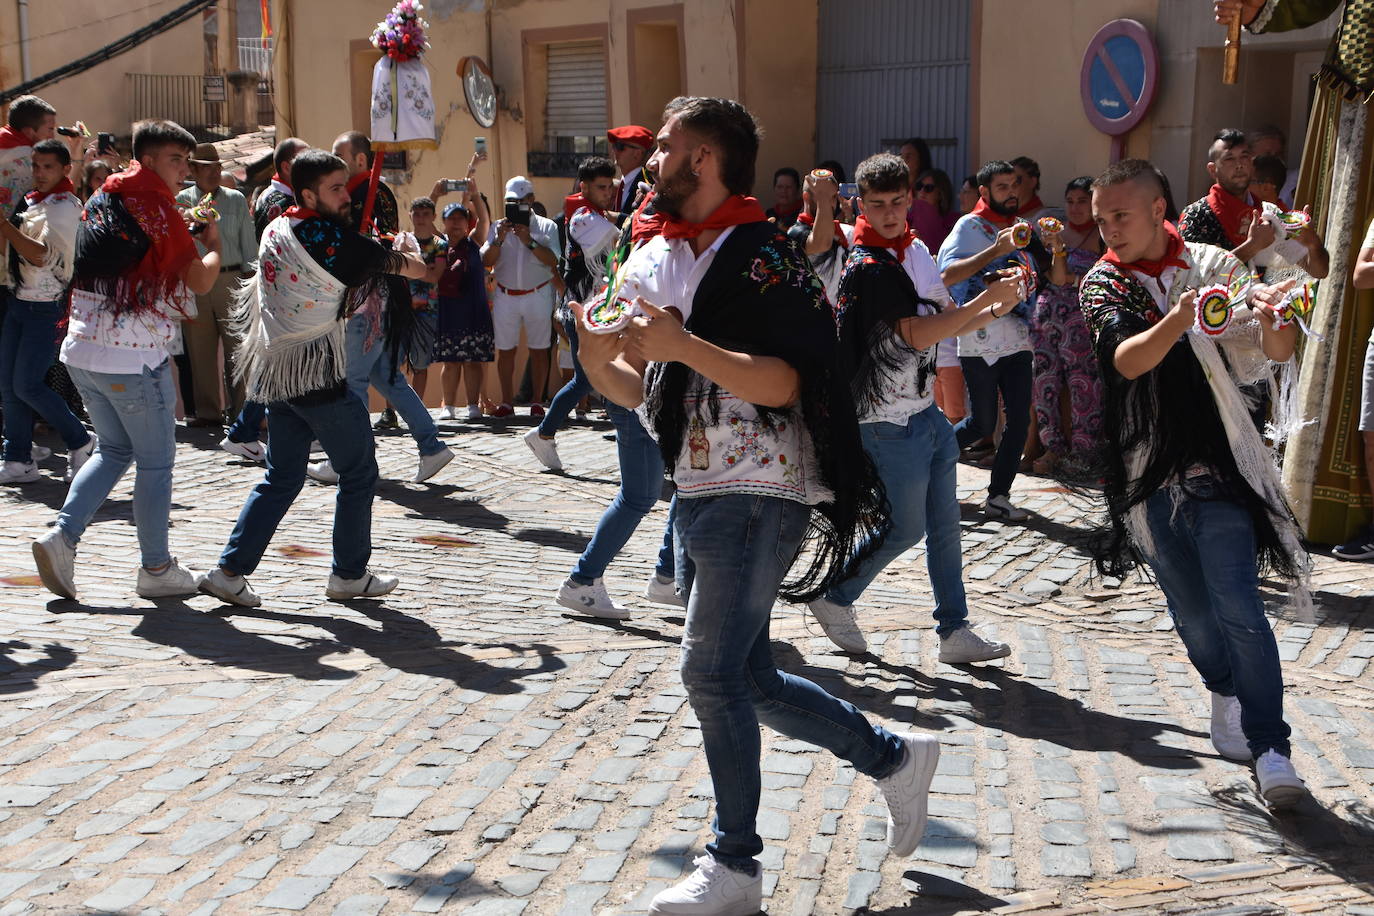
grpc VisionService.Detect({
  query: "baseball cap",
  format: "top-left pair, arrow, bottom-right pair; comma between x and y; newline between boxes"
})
504,176 -> 534,200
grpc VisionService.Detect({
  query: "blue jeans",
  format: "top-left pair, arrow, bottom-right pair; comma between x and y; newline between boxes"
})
675,494 -> 905,871
570,403 -> 675,584
0,296 -> 91,462
827,405 -> 970,635
226,400 -> 267,444
60,362 -> 177,568
954,350 -> 1033,498
538,313 -> 593,438
220,388 -> 378,580
346,312 -> 444,456
1142,480 -> 1291,758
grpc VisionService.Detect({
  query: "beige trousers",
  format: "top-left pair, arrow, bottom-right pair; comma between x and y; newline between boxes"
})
184,270 -> 245,420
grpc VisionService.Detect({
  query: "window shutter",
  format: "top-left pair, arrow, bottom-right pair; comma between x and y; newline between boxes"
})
546,40 -> 606,139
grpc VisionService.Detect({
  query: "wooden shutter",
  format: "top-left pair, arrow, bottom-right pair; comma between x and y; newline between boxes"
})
546,40 -> 606,139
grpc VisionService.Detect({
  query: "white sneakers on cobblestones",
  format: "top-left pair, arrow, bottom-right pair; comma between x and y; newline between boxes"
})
32,527 -> 77,599
879,732 -> 941,857
643,573 -> 686,608
197,568 -> 262,607
1256,750 -> 1307,808
983,494 -> 1029,521
65,436 -> 96,484
1210,693 -> 1250,762
306,459 -> 340,484
220,437 -> 265,462
137,559 -> 199,598
557,578 -> 631,620
0,460 -> 40,484
938,625 -> 1012,664
523,428 -> 563,471
806,596 -> 868,653
415,446 -> 454,483
648,855 -> 762,915
326,571 -> 399,600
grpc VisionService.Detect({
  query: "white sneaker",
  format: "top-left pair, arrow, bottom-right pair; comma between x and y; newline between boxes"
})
648,855 -> 762,916
557,578 -> 631,620
32,528 -> 77,599
414,446 -> 454,483
806,596 -> 867,653
983,494 -> 1028,521
1255,749 -> 1306,808
439,405 -> 458,420
0,460 -> 40,484
65,436 -> 96,483
878,732 -> 941,856
197,567 -> 262,607
31,444 -> 51,461
326,570 -> 399,600
220,437 -> 265,462
938,624 -> 1012,664
644,573 -> 686,608
1210,693 -> 1250,762
309,440 -> 324,454
523,428 -> 563,471
137,558 -> 199,598
307,459 -> 339,484
466,404 -> 482,421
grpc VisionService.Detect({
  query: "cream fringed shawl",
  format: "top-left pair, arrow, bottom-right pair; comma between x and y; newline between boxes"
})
230,215 -> 349,402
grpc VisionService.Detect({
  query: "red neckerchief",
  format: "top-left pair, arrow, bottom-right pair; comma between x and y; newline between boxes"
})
971,197 -> 1015,227
1206,184 -> 1259,248
1102,221 -> 1190,278
630,191 -> 666,247
284,205 -> 323,221
1017,195 -> 1045,216
346,171 -> 371,196
0,126 -> 30,150
797,211 -> 848,248
851,215 -> 915,262
660,194 -> 766,240
770,200 -> 803,220
102,161 -> 198,287
563,192 -> 605,224
1068,219 -> 1097,234
25,177 -> 76,205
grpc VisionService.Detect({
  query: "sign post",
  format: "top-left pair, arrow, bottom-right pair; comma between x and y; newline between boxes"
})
1080,20 -> 1160,164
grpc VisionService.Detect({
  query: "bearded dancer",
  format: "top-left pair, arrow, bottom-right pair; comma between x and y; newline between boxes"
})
1082,159 -> 1309,808
198,150 -> 430,608
575,97 -> 939,916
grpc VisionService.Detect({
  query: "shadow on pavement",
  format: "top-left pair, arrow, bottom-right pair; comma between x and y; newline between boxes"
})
0,639 -> 77,694
511,526 -> 592,553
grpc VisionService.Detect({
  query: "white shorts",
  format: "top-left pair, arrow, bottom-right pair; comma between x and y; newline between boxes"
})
1359,334 -> 1374,432
492,287 -> 555,350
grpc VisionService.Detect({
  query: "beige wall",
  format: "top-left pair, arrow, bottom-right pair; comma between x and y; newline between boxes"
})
977,0 -> 1159,205
739,0 -> 818,200
0,0 -> 204,139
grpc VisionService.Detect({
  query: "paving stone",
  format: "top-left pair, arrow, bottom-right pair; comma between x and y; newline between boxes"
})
386,837 -> 445,871
1041,845 -> 1093,877
1040,822 -> 1089,845
256,876 -> 334,910
370,788 -> 432,817
169,820 -> 239,855
81,877 -> 156,911
1167,834 -> 1234,861
299,845 -> 368,877
330,895 -> 388,916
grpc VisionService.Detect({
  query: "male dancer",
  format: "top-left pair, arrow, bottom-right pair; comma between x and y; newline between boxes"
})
806,152 -> 1022,661
576,96 -> 938,915
1081,158 -> 1307,807
198,150 -> 430,607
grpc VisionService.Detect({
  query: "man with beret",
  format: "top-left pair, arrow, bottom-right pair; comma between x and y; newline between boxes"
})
607,124 -> 654,213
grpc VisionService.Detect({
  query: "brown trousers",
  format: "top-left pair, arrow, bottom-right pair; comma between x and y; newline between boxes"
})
184,270 -> 245,420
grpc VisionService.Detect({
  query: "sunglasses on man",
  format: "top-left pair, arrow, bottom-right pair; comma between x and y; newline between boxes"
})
915,182 -> 938,192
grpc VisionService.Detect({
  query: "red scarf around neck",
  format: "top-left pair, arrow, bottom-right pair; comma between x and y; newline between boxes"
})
346,171 -> 371,196
660,194 -> 766,240
284,205 -> 323,221
1017,195 -> 1045,216
851,215 -> 915,262
25,177 -> 75,205
630,191 -> 666,247
1206,184 -> 1258,248
0,126 -> 30,151
1102,221 -> 1189,278
971,197 -> 1016,227
563,192 -> 606,224
1068,219 -> 1097,234
797,211 -> 849,248
102,160 -> 198,282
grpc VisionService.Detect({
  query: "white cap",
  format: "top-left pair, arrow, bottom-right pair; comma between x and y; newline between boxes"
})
504,176 -> 534,200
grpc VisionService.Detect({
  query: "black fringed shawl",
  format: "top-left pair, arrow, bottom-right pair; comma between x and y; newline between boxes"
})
1078,257 -> 1301,581
834,245 -> 942,413
641,221 -> 891,602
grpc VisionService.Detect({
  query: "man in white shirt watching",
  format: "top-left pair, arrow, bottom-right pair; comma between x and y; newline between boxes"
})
482,176 -> 559,418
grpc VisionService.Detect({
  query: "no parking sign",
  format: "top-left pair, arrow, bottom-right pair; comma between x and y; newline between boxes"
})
1081,19 -> 1160,161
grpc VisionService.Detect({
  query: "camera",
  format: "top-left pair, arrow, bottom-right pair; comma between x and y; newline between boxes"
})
444,178 -> 469,193
504,201 -> 531,227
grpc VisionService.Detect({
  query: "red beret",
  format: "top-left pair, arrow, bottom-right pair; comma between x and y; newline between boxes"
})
607,125 -> 654,148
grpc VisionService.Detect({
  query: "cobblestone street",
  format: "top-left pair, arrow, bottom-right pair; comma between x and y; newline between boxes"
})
1,415 -> 1372,915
